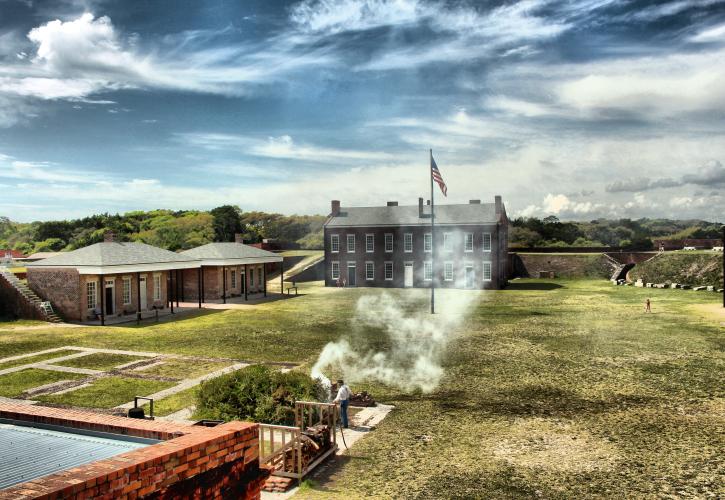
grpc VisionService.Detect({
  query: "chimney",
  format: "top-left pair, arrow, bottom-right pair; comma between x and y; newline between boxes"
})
104,231 -> 115,243
495,195 -> 502,215
387,201 -> 398,206
469,199 -> 481,204
418,197 -> 424,217
331,200 -> 341,216
426,200 -> 431,205
235,233 -> 244,244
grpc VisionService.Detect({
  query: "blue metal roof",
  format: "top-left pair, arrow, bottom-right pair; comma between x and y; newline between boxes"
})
0,421 -> 156,489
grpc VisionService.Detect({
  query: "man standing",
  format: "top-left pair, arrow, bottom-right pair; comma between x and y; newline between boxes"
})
645,298 -> 652,313
333,378 -> 351,429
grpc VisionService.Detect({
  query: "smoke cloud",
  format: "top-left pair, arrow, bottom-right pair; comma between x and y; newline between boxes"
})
311,289 -> 478,394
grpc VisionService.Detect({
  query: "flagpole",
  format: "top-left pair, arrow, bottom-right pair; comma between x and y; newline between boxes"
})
430,148 -> 435,314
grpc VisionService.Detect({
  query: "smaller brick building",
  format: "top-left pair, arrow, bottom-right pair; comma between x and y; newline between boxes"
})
180,241 -> 283,302
26,240 -> 200,324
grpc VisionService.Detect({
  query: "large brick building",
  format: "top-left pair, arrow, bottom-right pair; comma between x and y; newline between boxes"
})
323,197 -> 508,289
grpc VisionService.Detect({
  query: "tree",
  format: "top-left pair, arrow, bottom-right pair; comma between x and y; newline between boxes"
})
210,205 -> 243,242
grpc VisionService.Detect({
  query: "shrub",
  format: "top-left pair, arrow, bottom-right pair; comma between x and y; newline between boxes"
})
195,365 -> 325,425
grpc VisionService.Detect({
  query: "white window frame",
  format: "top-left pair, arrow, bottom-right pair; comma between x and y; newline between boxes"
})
231,269 -> 237,289
384,261 -> 393,280
331,261 -> 340,280
443,232 -> 452,252
331,234 -> 340,253
483,233 -> 492,252
404,233 -> 413,253
424,233 -> 432,252
153,274 -> 161,300
365,261 -> 374,280
384,233 -> 393,252
424,261 -> 433,281
347,234 -> 355,253
86,281 -> 97,310
444,262 -> 454,281
122,276 -> 131,305
464,233 -> 473,252
366,234 -> 374,253
483,261 -> 492,281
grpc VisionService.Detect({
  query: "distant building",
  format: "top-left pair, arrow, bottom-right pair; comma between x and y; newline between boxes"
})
323,197 -> 508,289
654,238 -> 723,251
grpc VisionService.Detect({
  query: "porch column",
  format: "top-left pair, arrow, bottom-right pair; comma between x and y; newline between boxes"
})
201,266 -> 205,302
280,260 -> 284,294
99,276 -> 105,326
197,267 -> 202,308
181,269 -> 185,302
175,270 -> 180,308
263,264 -> 267,297
136,272 -> 141,324
222,266 -> 227,304
170,271 -> 174,314
244,264 -> 248,301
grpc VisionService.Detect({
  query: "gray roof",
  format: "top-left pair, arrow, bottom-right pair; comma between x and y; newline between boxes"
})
27,242 -> 197,267
325,203 -> 498,227
181,242 -> 282,261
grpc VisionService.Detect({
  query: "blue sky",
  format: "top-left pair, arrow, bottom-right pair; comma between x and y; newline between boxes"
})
1,0 -> 724,222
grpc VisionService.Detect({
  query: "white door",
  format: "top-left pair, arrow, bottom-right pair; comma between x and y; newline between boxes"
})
404,263 -> 413,287
139,276 -> 147,310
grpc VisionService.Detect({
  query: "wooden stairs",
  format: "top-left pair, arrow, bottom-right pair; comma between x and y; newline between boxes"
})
0,267 -> 62,323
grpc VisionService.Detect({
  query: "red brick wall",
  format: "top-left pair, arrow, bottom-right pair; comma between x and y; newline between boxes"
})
0,402 -> 268,500
27,268 -> 81,321
182,265 -> 266,301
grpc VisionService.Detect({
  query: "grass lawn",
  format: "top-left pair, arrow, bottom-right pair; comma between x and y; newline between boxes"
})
139,386 -> 199,416
51,353 -> 146,371
137,358 -> 231,379
0,348 -> 80,370
0,368 -> 85,398
37,377 -> 175,408
1,279 -> 723,497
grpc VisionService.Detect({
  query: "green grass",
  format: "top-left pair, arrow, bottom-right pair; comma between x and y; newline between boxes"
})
1,280 -> 723,497
51,353 -> 146,371
38,377 -> 175,408
0,349 -> 81,370
137,358 -> 231,379
0,369 -> 85,398
630,252 -> 723,287
140,386 -> 199,416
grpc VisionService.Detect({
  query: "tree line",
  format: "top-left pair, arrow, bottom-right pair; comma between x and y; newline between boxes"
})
0,206 -> 325,254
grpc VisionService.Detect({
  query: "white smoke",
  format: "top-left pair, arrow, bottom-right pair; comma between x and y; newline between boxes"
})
311,289 -> 479,394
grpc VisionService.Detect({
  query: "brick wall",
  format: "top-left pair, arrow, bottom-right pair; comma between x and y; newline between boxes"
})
27,268 -> 81,321
0,275 -> 47,321
0,402 -> 268,500
182,265 -> 267,301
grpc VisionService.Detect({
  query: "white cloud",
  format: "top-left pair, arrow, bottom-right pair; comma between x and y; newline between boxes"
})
689,22 -> 725,43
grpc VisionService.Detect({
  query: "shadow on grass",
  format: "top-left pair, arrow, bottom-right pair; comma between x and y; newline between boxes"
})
124,308 -> 223,328
505,282 -> 565,290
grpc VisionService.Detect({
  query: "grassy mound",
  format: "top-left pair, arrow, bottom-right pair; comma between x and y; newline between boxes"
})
196,364 -> 324,425
514,253 -> 617,279
630,252 -> 723,287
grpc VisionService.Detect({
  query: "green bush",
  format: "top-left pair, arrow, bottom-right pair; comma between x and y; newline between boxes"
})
195,365 -> 324,425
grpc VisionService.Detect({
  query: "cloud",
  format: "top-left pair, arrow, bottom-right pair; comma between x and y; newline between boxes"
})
689,22 -> 725,43
606,160 -> 725,192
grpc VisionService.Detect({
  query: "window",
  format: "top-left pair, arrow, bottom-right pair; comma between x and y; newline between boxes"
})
404,233 -> 413,253
424,233 -> 432,252
384,233 -> 393,252
122,277 -> 131,305
483,262 -> 492,281
464,233 -> 473,252
366,261 -> 374,280
424,261 -> 433,281
331,261 -> 340,280
384,261 -> 393,280
153,275 -> 161,300
483,233 -> 492,252
231,269 -> 237,289
347,234 -> 355,253
366,234 -> 374,253
86,281 -> 97,310
443,233 -> 452,251
258,267 -> 263,285
444,262 -> 454,281
250,269 -> 255,286
331,234 -> 340,253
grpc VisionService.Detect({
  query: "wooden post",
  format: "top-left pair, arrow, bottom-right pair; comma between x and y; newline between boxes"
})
263,264 -> 267,297
201,266 -> 205,302
99,276 -> 105,326
197,267 -> 202,308
170,271 -> 174,314
244,264 -> 248,301
136,272 -> 141,324
175,270 -> 180,308
222,266 -> 226,304
280,260 -> 284,295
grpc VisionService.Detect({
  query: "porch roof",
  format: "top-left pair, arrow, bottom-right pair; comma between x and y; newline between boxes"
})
26,242 -> 200,275
180,242 -> 282,266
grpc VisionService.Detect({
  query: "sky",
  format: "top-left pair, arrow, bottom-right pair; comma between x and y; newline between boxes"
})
1,0 -> 724,223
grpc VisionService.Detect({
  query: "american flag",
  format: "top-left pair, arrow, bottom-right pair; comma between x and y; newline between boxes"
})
430,154 -> 447,197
